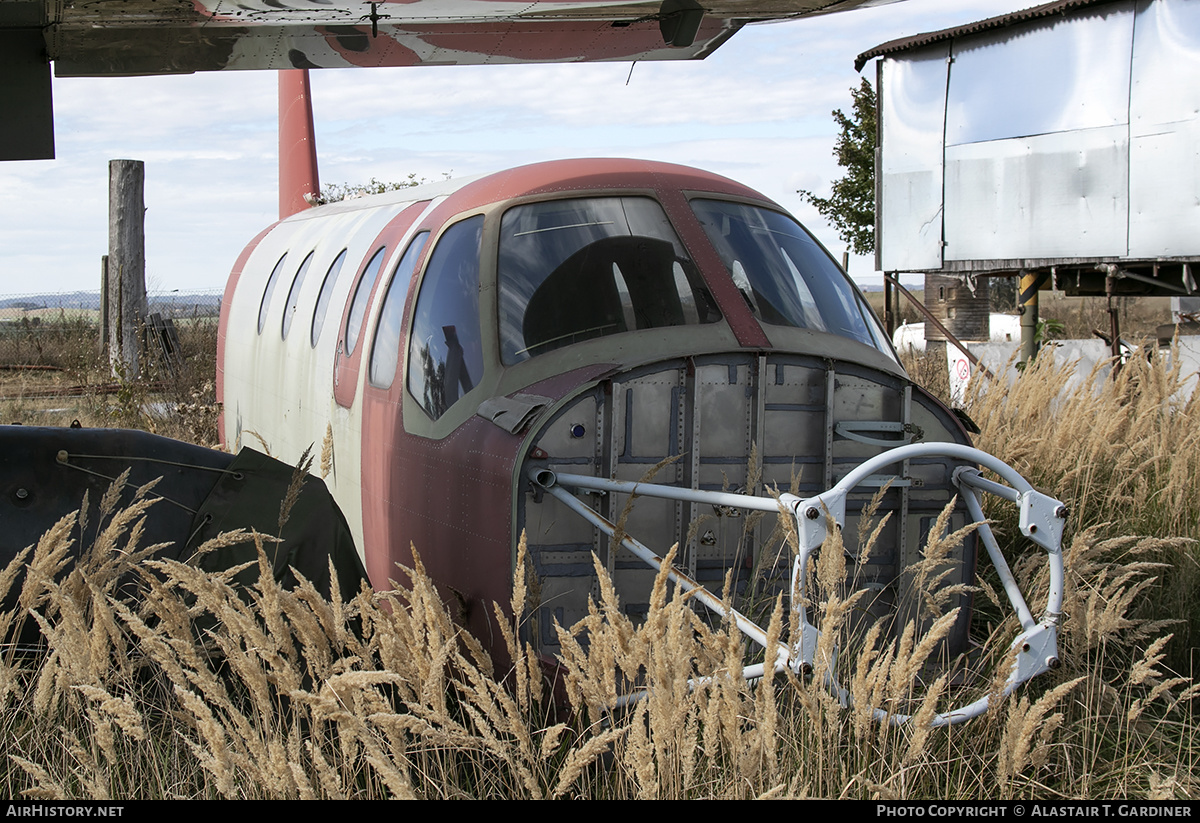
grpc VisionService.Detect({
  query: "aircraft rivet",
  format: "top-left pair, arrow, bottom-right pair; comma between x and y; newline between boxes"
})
1048,657 -> 1061,669
1028,524 -> 1038,534
1022,642 -> 1031,652
1055,506 -> 1068,519
804,507 -> 819,520
14,488 -> 28,500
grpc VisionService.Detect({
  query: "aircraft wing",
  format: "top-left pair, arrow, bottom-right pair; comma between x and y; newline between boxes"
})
46,0 -> 893,74
3,0 -> 895,158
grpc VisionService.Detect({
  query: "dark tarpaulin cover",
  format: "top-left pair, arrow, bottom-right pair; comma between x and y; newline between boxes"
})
187,447 -> 367,600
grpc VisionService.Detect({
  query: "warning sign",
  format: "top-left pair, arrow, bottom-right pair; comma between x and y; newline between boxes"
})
946,344 -> 972,405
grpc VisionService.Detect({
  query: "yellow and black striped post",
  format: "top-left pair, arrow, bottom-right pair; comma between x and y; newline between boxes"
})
1018,269 -> 1049,366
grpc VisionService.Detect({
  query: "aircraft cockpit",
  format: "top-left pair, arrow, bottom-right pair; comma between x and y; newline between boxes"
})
498,196 -> 722,363
494,194 -> 897,369
690,199 -> 895,356
402,180 -> 912,437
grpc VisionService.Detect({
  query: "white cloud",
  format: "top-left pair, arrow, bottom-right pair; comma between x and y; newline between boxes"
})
0,0 -> 1037,292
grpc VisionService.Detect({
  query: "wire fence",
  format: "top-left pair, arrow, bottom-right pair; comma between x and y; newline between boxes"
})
0,289 -> 223,370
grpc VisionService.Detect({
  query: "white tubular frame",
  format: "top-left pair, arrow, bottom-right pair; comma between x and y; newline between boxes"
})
529,442 -> 1066,725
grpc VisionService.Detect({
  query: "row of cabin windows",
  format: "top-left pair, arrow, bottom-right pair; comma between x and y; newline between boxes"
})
254,199 -> 710,425
257,199 -> 714,423
254,197 -> 889,424
253,223 -> 463,420
256,246 -> 349,349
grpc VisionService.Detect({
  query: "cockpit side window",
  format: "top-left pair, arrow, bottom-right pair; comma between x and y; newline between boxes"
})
497,197 -> 720,365
407,216 -> 484,421
369,231 -> 429,390
690,199 -> 884,351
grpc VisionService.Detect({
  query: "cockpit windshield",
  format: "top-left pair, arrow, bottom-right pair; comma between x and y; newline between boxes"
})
690,199 -> 891,353
498,197 -> 721,364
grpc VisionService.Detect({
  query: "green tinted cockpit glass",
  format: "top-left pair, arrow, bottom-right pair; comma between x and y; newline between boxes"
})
498,197 -> 720,364
257,252 -> 288,335
344,246 -> 387,356
282,251 -> 315,340
691,199 -> 888,353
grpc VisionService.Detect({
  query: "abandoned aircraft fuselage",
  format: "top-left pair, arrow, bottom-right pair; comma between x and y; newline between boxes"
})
218,158 -> 980,661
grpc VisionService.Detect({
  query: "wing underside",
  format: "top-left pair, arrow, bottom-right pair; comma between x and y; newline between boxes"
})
45,0 -> 886,75
0,0 -> 891,159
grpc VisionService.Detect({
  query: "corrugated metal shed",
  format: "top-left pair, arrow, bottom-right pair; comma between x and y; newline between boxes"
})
863,0 -> 1200,296
855,0 -> 1123,71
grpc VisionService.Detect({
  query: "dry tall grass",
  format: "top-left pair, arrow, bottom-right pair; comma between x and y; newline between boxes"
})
0,318 -> 220,447
963,345 -> 1200,669
1,349 -> 1197,799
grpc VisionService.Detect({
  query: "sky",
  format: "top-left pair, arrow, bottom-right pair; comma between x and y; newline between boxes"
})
0,0 -> 1039,295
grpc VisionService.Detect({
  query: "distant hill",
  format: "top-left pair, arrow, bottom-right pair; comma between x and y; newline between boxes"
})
0,290 -> 223,317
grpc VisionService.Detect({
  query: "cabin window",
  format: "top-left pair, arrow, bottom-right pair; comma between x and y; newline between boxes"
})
281,251 -> 315,340
369,231 -> 430,390
311,249 -> 348,348
407,216 -> 484,420
497,197 -> 719,364
257,252 -> 288,335
344,246 -> 388,356
690,200 -> 882,350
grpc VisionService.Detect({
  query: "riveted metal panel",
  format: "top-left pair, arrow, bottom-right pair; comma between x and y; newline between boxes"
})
1129,0 -> 1200,257
944,3 -> 1133,147
696,362 -> 752,458
611,369 -> 687,599
944,127 -> 1129,260
878,45 -> 949,272
521,355 -> 978,657
761,359 -> 826,492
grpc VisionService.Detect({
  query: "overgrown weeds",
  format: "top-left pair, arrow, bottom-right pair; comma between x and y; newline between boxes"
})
962,346 -> 1200,670
0,316 -> 220,446
0,336 -> 1197,799
0,486 -> 1195,796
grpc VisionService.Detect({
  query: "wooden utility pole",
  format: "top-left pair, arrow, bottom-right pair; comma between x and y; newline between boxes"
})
107,159 -> 146,379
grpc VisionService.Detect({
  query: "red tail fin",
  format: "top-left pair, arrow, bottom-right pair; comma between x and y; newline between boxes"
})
279,69 -> 320,219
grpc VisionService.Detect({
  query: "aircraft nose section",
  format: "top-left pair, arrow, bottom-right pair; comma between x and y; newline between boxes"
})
516,352 -> 1068,725
515,352 -> 979,658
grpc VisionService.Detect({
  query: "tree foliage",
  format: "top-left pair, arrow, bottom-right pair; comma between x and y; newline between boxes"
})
798,78 -> 877,256
316,172 -> 450,205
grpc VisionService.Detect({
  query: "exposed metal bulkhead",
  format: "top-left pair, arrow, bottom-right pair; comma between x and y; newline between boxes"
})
518,353 -> 977,657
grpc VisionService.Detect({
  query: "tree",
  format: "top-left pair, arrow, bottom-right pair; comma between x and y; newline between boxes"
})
315,172 -> 451,206
798,78 -> 876,256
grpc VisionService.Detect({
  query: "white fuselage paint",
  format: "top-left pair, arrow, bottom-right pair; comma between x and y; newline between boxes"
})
222,181 -> 464,560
